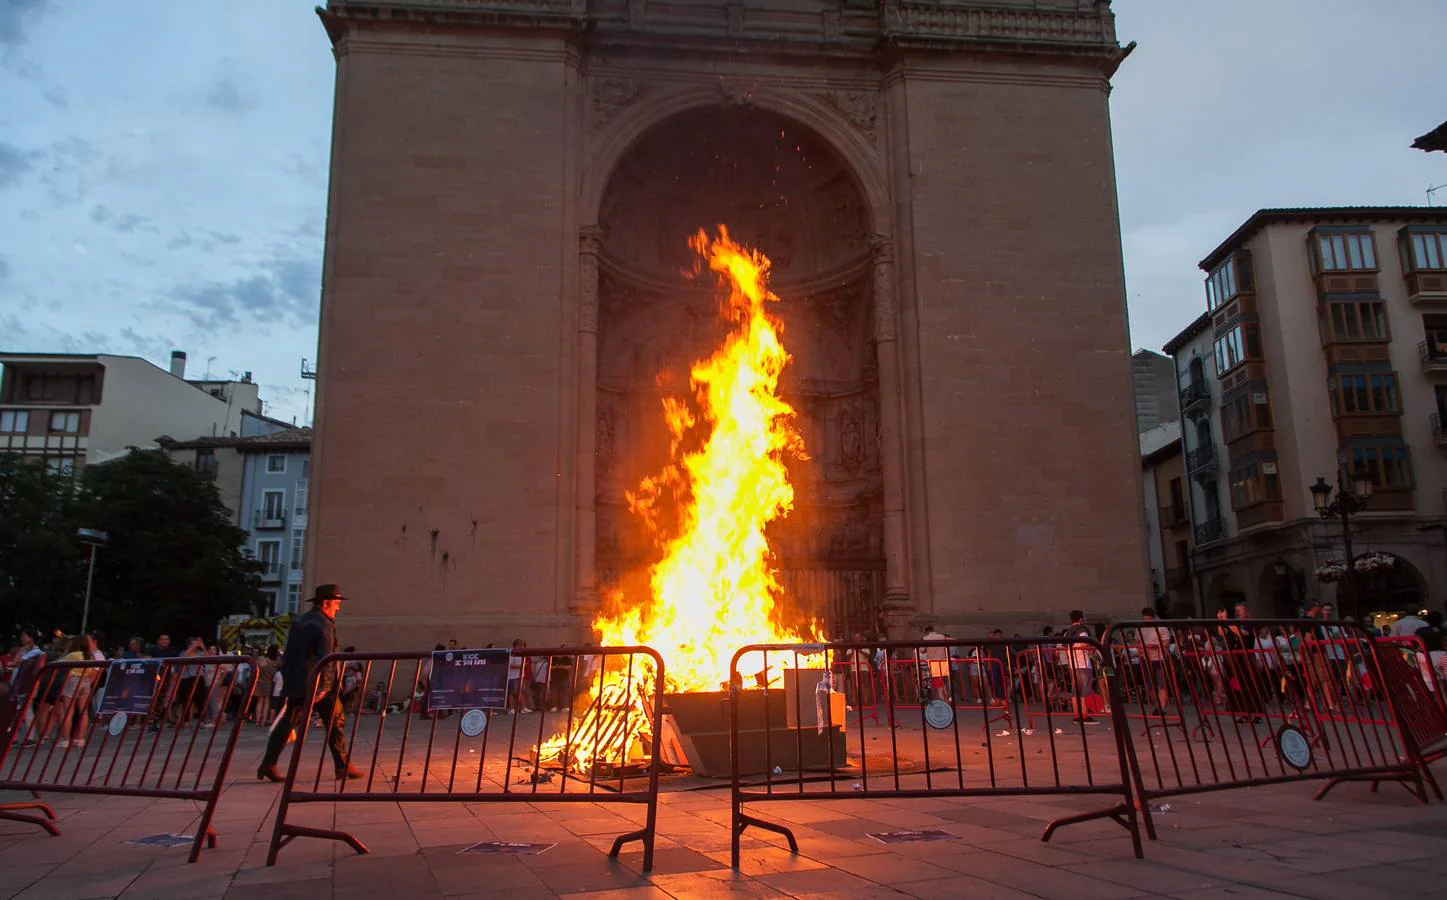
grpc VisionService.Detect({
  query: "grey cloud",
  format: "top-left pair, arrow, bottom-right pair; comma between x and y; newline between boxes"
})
90,204 -> 155,234
0,256 -> 10,280
206,69 -> 258,114
41,84 -> 66,108
168,254 -> 321,336
0,141 -> 35,189
0,0 -> 50,48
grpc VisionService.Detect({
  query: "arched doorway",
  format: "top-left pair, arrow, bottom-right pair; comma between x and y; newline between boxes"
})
1356,551 -> 1427,617
1256,559 -> 1302,618
590,105 -> 883,636
1205,571 -> 1246,615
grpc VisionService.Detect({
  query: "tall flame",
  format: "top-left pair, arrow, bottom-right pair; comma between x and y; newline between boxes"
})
540,228 -> 814,773
596,227 -> 813,691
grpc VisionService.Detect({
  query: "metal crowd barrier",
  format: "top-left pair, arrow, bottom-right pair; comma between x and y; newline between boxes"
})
266,645 -> 665,870
1104,619 -> 1444,817
0,654 -> 257,862
728,637 -> 1146,868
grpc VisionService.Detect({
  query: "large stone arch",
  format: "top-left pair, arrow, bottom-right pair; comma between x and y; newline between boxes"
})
571,90 -> 908,637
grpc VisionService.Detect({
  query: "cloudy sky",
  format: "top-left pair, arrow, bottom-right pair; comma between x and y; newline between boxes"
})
1,1 -> 1444,425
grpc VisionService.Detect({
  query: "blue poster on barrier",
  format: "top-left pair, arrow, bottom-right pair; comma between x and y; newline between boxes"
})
99,659 -> 161,715
427,649 -> 510,711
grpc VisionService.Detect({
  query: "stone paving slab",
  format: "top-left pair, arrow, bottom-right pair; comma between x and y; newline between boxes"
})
2,728 -> 1445,899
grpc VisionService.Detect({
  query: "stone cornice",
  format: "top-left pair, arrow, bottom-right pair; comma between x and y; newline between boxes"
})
322,1 -> 1126,63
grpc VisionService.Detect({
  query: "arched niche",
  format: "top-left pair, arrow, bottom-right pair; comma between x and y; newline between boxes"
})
590,104 -> 885,635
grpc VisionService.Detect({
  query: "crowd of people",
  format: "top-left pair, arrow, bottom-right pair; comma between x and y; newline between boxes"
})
823,603 -> 1447,726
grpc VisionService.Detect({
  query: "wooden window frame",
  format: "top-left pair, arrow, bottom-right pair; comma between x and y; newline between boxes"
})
1349,445 -> 1413,490
1328,372 -> 1401,417
1229,461 -> 1282,511
1310,229 -> 1379,274
1399,229 -> 1447,273
1323,299 -> 1389,343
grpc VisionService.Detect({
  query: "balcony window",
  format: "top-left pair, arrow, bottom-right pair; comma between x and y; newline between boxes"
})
1213,324 -> 1259,375
1205,259 -> 1239,311
1350,445 -> 1412,489
295,479 -> 308,516
262,490 -> 286,520
1229,461 -> 1281,510
1400,229 -> 1447,273
1311,230 -> 1377,273
290,528 -> 305,570
1328,373 -> 1400,416
266,454 -> 286,474
1222,389 -> 1273,442
256,540 -> 281,572
0,410 -> 28,433
1323,300 -> 1388,342
48,411 -> 80,433
286,584 -> 301,613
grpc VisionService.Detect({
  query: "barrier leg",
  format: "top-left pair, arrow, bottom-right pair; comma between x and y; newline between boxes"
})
735,812 -> 798,858
0,801 -> 60,837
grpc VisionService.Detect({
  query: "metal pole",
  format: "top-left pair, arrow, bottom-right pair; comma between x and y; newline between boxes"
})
81,542 -> 98,635
1339,470 -> 1358,620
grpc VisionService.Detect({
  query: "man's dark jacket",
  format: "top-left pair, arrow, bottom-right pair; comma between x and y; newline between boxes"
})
279,606 -> 339,698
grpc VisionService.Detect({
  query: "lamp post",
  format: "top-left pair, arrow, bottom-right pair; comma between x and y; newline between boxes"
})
1309,465 -> 1374,618
77,528 -> 109,635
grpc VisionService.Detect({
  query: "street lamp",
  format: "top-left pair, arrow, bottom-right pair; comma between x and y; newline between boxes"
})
1309,465 -> 1373,618
77,528 -> 109,635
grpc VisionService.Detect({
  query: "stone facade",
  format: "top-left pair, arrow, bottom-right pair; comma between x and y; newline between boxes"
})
308,0 -> 1147,649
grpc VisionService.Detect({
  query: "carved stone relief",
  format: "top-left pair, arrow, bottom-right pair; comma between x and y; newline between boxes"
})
592,78 -> 646,131
812,90 -> 878,141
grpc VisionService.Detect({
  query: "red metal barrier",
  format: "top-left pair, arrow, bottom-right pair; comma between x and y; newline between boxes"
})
266,646 -> 665,870
0,655 -> 257,861
729,637 -> 1146,868
883,655 -> 1011,726
1104,620 -> 1442,816
1013,646 -> 1111,732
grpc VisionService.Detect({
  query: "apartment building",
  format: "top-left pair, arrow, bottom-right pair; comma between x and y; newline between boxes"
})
0,351 -> 261,473
1139,420 -> 1196,616
160,427 -> 312,616
1167,207 -> 1447,620
1132,349 -> 1179,433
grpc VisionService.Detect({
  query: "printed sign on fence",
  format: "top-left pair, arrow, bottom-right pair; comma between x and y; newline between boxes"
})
428,649 -> 510,711
99,659 -> 162,715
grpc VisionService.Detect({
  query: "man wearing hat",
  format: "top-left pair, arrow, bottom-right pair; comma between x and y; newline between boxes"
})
257,584 -> 362,782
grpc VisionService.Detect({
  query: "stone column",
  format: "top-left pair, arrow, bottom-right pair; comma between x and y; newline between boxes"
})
872,236 -> 912,628
573,226 -> 602,617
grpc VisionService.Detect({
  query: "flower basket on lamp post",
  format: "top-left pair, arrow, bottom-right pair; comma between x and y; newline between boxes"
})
1313,560 -> 1348,584
1354,549 -> 1396,576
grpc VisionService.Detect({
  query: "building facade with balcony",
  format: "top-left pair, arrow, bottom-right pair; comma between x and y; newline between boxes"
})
236,429 -> 312,617
1170,207 -> 1447,619
1139,421 -> 1196,616
0,351 -> 261,474
158,425 -> 311,617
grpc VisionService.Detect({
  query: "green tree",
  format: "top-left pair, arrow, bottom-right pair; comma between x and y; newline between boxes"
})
0,453 -> 85,637
76,450 -> 265,643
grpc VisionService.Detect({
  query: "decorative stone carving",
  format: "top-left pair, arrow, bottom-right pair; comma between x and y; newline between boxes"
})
592,79 -> 645,131
595,403 -> 615,471
715,80 -> 754,108
871,235 -> 896,342
814,91 -> 877,141
579,226 -> 602,334
881,1 -> 1116,46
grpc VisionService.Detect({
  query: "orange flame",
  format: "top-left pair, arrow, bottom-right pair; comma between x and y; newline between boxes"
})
540,228 -> 815,772
595,227 -> 812,692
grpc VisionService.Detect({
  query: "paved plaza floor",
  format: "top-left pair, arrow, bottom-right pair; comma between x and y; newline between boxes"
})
2,726 -> 1445,900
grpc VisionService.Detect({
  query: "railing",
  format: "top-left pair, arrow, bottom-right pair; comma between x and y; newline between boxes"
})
0,655 -> 258,861
267,645 -> 664,870
727,637 -> 1147,866
1102,620 -> 1444,807
1418,340 -> 1447,370
1186,445 -> 1217,474
1194,517 -> 1226,546
1179,380 -> 1210,414
253,508 -> 287,529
